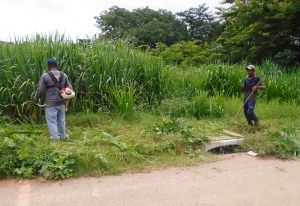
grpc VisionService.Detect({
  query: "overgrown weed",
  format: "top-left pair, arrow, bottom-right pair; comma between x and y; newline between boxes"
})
1,104 -> 300,180
0,112 -> 211,179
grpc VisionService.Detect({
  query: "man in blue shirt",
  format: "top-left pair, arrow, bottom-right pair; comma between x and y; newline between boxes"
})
241,65 -> 266,127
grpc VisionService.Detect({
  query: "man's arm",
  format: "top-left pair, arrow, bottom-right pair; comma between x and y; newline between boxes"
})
64,74 -> 73,89
34,75 -> 47,102
241,84 -> 245,90
252,78 -> 266,91
241,79 -> 246,91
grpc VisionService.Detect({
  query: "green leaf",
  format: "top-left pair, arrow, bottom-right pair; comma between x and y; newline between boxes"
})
4,137 -> 16,148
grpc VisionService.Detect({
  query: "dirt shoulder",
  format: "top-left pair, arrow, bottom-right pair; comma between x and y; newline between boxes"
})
1,153 -> 300,206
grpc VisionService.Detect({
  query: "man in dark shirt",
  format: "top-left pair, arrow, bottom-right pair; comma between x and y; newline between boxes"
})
241,65 -> 266,127
34,58 -> 72,140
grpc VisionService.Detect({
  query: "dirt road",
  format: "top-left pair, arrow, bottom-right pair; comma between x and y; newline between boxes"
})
1,153 -> 300,206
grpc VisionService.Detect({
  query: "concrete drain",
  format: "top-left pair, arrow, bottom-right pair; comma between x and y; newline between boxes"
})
204,130 -> 244,154
205,130 -> 244,154
205,138 -> 244,152
207,145 -> 241,154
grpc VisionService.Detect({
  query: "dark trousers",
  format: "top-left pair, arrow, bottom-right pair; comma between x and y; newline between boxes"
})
244,100 -> 259,125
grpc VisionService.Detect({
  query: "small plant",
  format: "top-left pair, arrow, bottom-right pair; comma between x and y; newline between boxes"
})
0,132 -> 75,179
39,153 -> 75,179
180,126 -> 210,146
153,119 -> 210,156
110,83 -> 138,118
270,127 -> 300,158
192,90 -> 209,119
157,98 -> 191,118
212,92 -> 226,117
241,127 -> 300,159
102,131 -> 147,163
154,119 -> 181,134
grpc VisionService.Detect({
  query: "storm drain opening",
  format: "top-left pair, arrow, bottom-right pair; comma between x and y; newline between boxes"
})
208,145 -> 241,154
205,138 -> 244,153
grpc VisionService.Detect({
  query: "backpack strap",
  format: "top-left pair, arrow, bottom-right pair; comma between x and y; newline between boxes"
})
47,71 -> 64,89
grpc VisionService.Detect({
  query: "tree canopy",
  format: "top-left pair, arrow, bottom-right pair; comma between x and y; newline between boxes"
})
176,4 -> 223,43
94,4 -> 219,47
219,0 -> 300,66
95,6 -> 188,47
95,1 -> 300,67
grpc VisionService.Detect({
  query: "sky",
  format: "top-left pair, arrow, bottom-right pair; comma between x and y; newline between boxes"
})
0,0 -> 229,42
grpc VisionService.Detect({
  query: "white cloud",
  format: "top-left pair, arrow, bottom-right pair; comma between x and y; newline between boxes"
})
0,0 -> 228,42
37,0 -> 65,11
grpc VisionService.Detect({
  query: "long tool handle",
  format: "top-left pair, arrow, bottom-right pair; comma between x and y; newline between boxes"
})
229,78 -> 263,126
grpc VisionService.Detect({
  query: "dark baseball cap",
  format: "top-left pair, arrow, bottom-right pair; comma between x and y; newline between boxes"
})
246,65 -> 255,70
47,58 -> 58,66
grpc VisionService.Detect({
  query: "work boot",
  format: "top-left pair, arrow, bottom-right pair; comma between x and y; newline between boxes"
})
254,121 -> 260,127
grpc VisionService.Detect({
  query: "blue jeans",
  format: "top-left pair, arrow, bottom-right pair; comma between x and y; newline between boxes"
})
45,104 -> 67,139
244,100 -> 259,125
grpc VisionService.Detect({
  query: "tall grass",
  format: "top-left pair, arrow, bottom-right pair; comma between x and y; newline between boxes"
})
260,60 -> 300,102
0,35 -> 299,122
0,34 -> 163,121
160,61 -> 300,103
160,63 -> 246,100
157,91 -> 226,119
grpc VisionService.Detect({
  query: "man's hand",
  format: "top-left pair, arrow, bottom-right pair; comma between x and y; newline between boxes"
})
252,86 -> 258,91
32,96 -> 38,103
241,84 -> 245,90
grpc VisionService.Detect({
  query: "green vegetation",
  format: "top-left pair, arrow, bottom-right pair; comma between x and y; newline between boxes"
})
0,35 -> 162,121
0,37 -> 299,122
95,1 -> 300,67
0,35 -> 300,180
156,41 -> 222,65
1,98 -> 300,179
0,113 -> 212,179
1,0 -> 299,181
95,6 -> 189,46
220,0 -> 300,66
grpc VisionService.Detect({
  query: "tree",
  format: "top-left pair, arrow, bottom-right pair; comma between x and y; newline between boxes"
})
176,4 -> 224,43
95,6 -> 188,47
162,40 -> 223,65
218,0 -> 300,67
95,6 -> 135,39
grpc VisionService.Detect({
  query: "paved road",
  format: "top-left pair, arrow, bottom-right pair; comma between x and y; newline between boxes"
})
1,153 -> 300,206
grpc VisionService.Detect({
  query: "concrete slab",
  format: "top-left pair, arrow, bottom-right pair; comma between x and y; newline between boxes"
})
205,130 -> 244,151
205,138 -> 244,152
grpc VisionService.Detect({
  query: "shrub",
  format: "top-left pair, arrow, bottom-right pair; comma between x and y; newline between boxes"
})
0,132 -> 74,179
